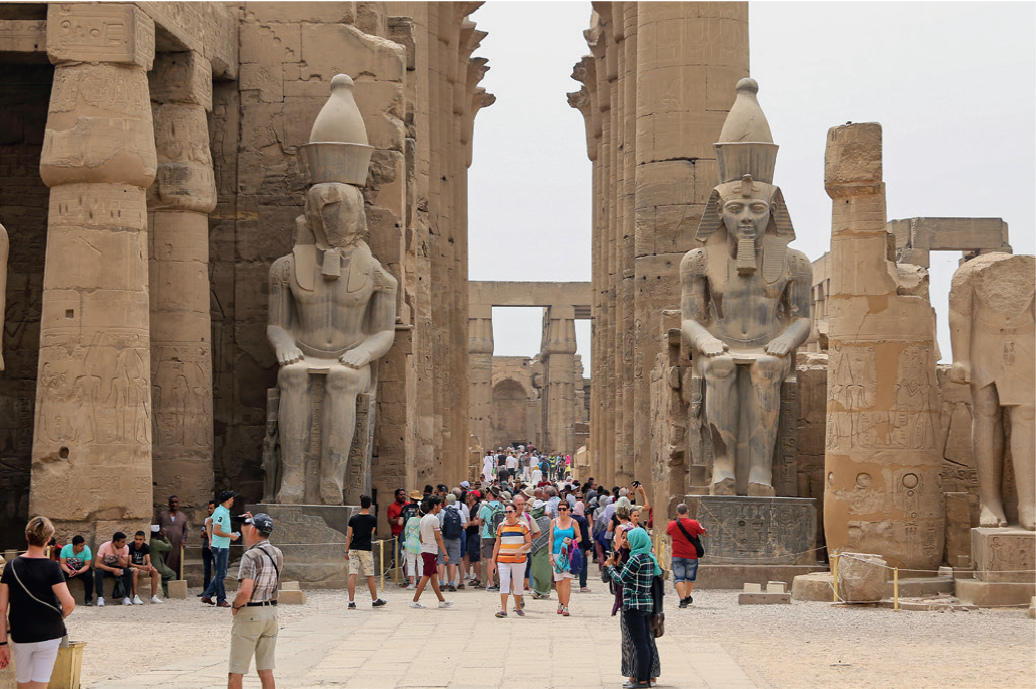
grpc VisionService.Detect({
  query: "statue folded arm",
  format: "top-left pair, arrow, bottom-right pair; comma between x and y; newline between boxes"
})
267,255 -> 304,366
680,248 -> 727,357
339,266 -> 398,369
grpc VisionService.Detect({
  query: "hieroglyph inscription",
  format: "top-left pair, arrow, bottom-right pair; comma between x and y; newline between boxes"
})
696,496 -> 816,565
47,4 -> 154,69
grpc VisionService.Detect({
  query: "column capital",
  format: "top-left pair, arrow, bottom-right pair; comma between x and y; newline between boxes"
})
47,3 -> 155,69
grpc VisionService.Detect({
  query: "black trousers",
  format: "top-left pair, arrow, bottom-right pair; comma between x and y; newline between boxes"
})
623,608 -> 655,683
64,570 -> 94,603
94,567 -> 133,600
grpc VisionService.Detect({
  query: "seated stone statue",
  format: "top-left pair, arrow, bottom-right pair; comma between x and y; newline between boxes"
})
680,79 -> 811,497
949,252 -> 1034,530
266,75 -> 397,505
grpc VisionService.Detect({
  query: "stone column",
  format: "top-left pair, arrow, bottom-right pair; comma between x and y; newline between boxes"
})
32,3 -> 157,538
633,2 -> 749,488
468,305 -> 494,455
823,123 -> 944,570
544,306 -> 578,456
147,51 -> 216,511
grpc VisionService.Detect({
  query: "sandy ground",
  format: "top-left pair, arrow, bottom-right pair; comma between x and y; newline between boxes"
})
60,584 -> 1034,688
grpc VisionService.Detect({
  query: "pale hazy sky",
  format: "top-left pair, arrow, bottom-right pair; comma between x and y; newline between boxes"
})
466,1 -> 1036,367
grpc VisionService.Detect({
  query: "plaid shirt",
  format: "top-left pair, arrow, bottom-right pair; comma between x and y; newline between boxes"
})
605,553 -> 655,611
237,541 -> 283,603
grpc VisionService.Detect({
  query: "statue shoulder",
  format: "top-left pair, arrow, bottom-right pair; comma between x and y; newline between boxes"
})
680,247 -> 709,276
270,254 -> 292,284
372,262 -> 398,293
786,248 -> 812,279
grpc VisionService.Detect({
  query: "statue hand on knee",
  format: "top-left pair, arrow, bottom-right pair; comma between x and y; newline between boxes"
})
276,344 -> 304,366
764,335 -> 794,357
339,348 -> 369,369
700,338 -> 728,357
949,361 -> 971,385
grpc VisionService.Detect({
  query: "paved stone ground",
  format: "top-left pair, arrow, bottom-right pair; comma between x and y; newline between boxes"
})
88,586 -> 755,689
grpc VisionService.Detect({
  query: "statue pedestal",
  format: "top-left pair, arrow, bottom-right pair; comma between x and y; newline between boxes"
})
247,504 -> 360,588
956,528 -> 1036,606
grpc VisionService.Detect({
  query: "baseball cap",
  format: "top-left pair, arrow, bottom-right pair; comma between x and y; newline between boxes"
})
460,481 -> 470,489
445,494 -> 457,505
245,513 -> 274,534
219,490 -> 238,503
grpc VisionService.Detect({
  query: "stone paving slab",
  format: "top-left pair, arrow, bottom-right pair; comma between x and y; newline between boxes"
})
89,587 -> 757,688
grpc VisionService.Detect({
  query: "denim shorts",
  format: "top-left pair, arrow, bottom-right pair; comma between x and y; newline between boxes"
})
671,556 -> 699,583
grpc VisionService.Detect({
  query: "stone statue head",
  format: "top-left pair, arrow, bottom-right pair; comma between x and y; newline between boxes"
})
301,182 -> 367,249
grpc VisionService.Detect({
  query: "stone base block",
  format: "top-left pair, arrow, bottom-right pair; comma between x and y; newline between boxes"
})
884,576 -> 954,598
684,495 -> 817,565
695,564 -> 826,589
278,589 -> 306,604
955,578 -> 1036,607
281,580 -> 300,591
972,528 -> 1036,583
766,581 -> 788,593
245,504 -> 355,588
738,592 -> 791,605
836,552 -> 886,603
791,572 -> 834,601
167,579 -> 188,599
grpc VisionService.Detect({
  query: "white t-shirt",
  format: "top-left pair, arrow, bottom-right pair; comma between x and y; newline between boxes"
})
505,455 -> 518,470
419,513 -> 441,554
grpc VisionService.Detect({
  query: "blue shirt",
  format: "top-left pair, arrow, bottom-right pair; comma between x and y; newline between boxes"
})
479,500 -> 502,539
211,505 -> 232,549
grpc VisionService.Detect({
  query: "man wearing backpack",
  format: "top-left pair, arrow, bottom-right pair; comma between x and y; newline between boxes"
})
666,503 -> 708,607
478,486 -> 504,591
437,494 -> 467,592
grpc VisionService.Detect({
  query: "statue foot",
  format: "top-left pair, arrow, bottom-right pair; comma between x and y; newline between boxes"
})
320,480 -> 344,506
748,482 -> 776,497
712,476 -> 736,496
1018,510 -> 1035,531
979,505 -> 1008,528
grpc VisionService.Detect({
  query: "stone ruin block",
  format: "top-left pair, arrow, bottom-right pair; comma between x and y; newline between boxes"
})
836,552 -> 887,603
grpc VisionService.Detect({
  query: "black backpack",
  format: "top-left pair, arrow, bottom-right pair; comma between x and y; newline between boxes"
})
442,505 -> 463,539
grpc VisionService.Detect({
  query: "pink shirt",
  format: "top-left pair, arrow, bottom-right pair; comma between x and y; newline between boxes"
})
97,541 -> 129,567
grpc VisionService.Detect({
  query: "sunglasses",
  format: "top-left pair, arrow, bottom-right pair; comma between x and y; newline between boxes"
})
558,507 -> 569,511
505,509 -> 516,513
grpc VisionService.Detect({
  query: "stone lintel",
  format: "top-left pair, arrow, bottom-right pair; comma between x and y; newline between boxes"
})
47,4 -> 155,69
0,19 -> 46,52
134,1 -> 237,78
149,50 -> 213,111
889,217 -> 1011,253
469,281 -> 592,312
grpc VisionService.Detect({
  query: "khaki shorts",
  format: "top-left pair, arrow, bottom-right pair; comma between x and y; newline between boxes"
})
348,549 -> 374,577
229,605 -> 278,674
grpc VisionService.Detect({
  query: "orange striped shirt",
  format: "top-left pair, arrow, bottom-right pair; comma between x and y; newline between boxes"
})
496,521 -> 530,563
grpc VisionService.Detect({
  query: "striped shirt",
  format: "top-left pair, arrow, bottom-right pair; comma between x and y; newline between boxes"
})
496,521 -> 530,563
237,541 -> 283,603
605,553 -> 655,611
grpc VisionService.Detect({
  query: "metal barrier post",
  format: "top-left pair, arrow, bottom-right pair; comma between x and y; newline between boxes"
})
893,567 -> 899,612
831,554 -> 839,602
379,539 -> 385,592
180,545 -> 185,580
393,536 -> 400,585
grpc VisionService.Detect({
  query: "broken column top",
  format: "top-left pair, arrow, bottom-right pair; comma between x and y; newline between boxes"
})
715,77 -> 779,184
302,74 -> 373,187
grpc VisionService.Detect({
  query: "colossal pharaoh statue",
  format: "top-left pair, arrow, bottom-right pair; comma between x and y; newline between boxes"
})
267,75 -> 398,506
680,78 -> 811,497
949,252 -> 1035,530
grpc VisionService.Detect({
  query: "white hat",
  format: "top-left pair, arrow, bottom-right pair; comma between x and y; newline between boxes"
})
460,481 -> 470,488
150,525 -> 160,533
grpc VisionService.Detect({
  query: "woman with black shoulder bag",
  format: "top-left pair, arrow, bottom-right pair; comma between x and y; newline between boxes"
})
0,515 -> 76,688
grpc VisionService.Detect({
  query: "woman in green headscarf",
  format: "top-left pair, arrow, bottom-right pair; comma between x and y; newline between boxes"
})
604,528 -> 660,689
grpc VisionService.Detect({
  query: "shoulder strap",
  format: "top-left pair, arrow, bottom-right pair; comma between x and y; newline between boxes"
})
251,544 -> 281,584
9,558 -> 63,616
676,518 -> 696,543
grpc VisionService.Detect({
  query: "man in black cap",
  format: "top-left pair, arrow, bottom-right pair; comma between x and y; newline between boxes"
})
202,489 -> 240,608
228,512 -> 283,689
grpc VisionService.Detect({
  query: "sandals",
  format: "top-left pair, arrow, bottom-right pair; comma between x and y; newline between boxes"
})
495,610 -> 507,618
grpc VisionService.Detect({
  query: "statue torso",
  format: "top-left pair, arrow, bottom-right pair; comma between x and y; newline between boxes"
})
702,245 -> 792,348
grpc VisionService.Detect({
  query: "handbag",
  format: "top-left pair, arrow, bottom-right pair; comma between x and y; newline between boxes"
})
676,518 -> 705,558
649,573 -> 665,638
9,558 -> 70,648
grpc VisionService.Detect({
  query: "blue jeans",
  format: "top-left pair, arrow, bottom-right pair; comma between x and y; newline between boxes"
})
578,546 -> 589,588
671,556 -> 699,583
623,608 -> 655,683
202,544 -> 214,590
203,547 -> 229,602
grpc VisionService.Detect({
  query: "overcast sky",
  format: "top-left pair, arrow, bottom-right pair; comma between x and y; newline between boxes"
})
466,1 -> 1036,367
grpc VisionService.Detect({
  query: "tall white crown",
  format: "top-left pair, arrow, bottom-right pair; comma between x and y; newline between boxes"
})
714,78 -> 779,184
301,74 -> 373,186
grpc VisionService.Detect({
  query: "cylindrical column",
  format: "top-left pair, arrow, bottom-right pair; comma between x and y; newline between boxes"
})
544,306 -> 578,457
147,51 -> 217,512
468,305 -> 494,456
32,3 -> 157,539
823,123 -> 944,570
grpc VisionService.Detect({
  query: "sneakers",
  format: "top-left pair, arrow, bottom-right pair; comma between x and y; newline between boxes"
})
562,606 -> 570,617
348,601 -> 357,609
122,597 -> 133,606
97,597 -> 105,607
150,595 -> 163,604
445,584 -> 457,592
201,597 -> 215,605
438,600 -> 453,608
457,583 -> 466,590
410,601 -> 426,609
406,584 -> 416,590
132,595 -> 145,605
678,597 -> 689,609
557,604 -> 564,615
372,599 -> 387,607
579,587 -> 592,592
486,586 -> 499,592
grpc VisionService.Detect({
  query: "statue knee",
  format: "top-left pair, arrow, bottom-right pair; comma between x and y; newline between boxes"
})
327,365 -> 363,393
1013,404 -> 1035,424
753,355 -> 787,383
278,363 -> 309,389
702,355 -> 735,379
